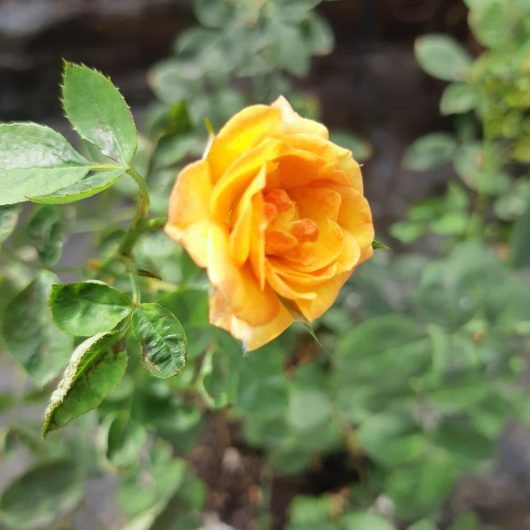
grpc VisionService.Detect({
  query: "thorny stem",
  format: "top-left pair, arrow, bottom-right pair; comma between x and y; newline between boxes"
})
123,257 -> 141,305
115,166 -> 156,305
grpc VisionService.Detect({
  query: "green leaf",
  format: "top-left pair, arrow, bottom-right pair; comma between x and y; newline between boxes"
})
357,412 -> 425,466
157,288 -> 209,329
386,455 -> 457,517
201,336 -> 242,408
428,380 -> 489,412
192,0 -> 235,28
403,133 -> 457,171
415,34 -> 472,81
511,207 -> 530,268
287,388 -> 332,433
273,23 -> 310,77
106,412 -> 147,468
342,512 -> 396,530
1,271 -> 73,386
0,205 -> 20,243
372,239 -> 390,250
132,303 -> 187,378
334,315 -> 430,423
273,0 -> 322,22
42,332 -> 127,435
26,205 -> 63,266
440,83 -> 477,115
0,459 -> 83,530
0,123 -> 91,206
434,422 -> 495,463
304,13 -> 334,56
153,133 -> 198,169
28,167 -> 125,204
50,280 -> 133,336
62,63 -> 137,164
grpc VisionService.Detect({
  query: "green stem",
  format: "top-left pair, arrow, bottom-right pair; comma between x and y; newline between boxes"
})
123,257 -> 141,305
119,166 -> 151,258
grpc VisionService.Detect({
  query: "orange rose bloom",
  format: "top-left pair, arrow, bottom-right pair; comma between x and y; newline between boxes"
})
165,97 -> 374,350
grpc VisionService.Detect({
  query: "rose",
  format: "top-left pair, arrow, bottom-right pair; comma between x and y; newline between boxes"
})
165,96 -> 374,350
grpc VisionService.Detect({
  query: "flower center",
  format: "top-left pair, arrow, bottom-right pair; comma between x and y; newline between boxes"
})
263,188 -> 319,256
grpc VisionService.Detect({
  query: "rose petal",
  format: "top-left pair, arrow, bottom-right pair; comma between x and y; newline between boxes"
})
210,138 -> 282,222
165,221 -> 210,268
210,291 -> 294,351
230,165 -> 267,266
207,105 -> 282,180
208,223 -> 280,326
165,160 -> 212,267
272,95 -> 329,139
265,261 -> 317,301
295,271 -> 351,321
249,193 -> 267,290
332,185 -> 375,258
166,160 -> 212,228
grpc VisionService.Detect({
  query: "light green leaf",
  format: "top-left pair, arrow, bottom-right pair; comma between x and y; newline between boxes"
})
403,133 -> 457,171
0,460 -> 83,530
468,0 -> 513,49
448,512 -> 483,530
0,123 -> 91,205
342,512 -> 396,530
62,63 -> 137,164
430,211 -> 468,236
289,495 -> 335,525
26,205 -> 63,266
132,303 -> 187,378
0,205 -> 20,243
1,271 -> 73,386
440,83 -> 477,115
407,519 -> 438,530
415,34 -> 472,81
50,280 -> 133,336
28,167 -> 125,204
390,221 -> 425,244
42,332 -> 127,435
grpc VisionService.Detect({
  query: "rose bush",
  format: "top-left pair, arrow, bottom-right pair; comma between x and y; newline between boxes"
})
165,96 -> 374,349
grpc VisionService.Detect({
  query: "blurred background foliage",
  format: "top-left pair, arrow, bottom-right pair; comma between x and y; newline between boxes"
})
1,0 -> 530,529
